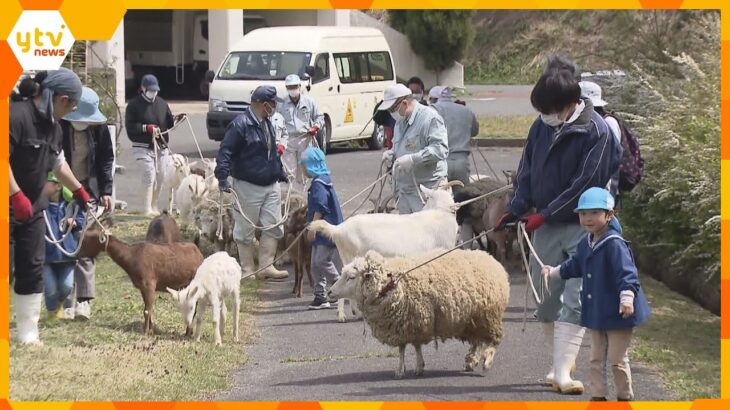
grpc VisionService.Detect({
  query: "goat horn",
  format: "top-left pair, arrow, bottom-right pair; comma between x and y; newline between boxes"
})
441,180 -> 464,189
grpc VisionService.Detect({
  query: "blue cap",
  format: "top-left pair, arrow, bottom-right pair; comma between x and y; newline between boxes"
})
300,146 -> 330,177
251,85 -> 283,104
63,86 -> 107,123
141,74 -> 160,91
575,187 -> 615,212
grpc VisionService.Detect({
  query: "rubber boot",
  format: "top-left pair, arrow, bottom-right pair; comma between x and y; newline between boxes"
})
552,321 -> 586,395
237,242 -> 256,279
15,293 -> 43,345
143,186 -> 155,216
256,236 -> 288,281
542,322 -> 555,386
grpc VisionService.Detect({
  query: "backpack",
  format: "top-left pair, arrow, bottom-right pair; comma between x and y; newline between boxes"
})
604,113 -> 644,192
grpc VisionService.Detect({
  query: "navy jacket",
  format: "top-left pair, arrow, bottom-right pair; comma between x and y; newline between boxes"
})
307,175 -> 344,247
509,99 -> 621,224
45,201 -> 85,264
215,108 -> 286,187
560,228 -> 651,330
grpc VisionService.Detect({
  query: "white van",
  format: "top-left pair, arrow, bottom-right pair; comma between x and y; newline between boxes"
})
206,26 -> 396,151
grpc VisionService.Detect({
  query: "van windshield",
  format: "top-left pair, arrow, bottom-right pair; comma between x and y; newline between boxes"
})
217,51 -> 312,80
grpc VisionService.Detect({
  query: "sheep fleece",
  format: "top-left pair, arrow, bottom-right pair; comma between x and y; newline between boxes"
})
357,250 -> 509,348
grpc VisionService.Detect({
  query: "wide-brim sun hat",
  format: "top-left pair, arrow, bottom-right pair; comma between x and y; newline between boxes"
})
63,86 -> 107,123
378,84 -> 412,111
575,187 -> 615,212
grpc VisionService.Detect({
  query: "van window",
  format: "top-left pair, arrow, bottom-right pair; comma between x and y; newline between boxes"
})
217,51 -> 312,80
312,53 -> 330,84
333,52 -> 393,83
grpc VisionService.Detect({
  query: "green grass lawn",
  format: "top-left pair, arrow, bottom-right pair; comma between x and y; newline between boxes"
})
633,276 -> 720,400
476,115 -> 534,139
10,213 -> 260,401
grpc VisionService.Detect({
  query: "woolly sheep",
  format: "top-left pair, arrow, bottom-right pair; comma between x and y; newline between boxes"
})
167,252 -> 242,346
308,181 -> 462,322
328,249 -> 509,378
193,192 -> 235,254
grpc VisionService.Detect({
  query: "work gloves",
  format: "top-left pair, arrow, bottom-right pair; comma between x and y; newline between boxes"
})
143,124 -> 159,135
10,191 -> 33,222
381,150 -> 394,167
72,186 -> 92,211
219,179 -> 232,193
521,214 -> 546,233
393,154 -> 415,175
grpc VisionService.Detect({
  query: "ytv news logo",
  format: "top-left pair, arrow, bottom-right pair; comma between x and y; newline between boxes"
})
9,11 -> 75,70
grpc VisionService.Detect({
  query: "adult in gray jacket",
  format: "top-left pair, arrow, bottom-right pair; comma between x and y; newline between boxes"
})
429,86 -> 479,185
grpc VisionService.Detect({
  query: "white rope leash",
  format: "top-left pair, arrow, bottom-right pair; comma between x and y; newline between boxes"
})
516,221 -> 549,305
44,207 -> 111,258
450,185 -> 512,212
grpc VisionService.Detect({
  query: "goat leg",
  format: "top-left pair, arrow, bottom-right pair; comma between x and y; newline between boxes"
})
211,298 -> 223,346
141,288 -> 155,336
194,302 -> 206,342
233,290 -> 241,343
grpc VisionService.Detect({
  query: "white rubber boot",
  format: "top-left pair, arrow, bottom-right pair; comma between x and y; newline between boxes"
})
237,242 -> 256,279
256,236 -> 288,280
15,293 -> 43,346
143,186 -> 155,216
542,321 -> 555,386
552,321 -> 586,395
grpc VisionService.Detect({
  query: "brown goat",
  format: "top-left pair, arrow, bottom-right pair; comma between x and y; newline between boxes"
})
285,205 -> 313,297
145,211 -> 183,244
78,225 -> 204,335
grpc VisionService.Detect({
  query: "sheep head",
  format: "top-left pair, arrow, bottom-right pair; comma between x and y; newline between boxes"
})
329,251 -> 391,304
167,285 -> 200,331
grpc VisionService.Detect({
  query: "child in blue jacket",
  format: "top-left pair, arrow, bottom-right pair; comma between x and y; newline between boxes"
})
43,172 -> 85,319
542,187 -> 650,401
300,147 -> 344,310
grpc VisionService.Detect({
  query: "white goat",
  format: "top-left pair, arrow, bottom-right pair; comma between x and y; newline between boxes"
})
159,154 -> 190,213
175,174 -> 209,222
308,180 -> 462,322
167,252 -> 241,346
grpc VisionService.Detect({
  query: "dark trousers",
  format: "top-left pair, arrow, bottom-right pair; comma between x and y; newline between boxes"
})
10,212 -> 46,295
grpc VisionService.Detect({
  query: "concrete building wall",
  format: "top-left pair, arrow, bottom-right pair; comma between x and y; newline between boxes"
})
88,21 -> 126,106
208,10 -> 244,73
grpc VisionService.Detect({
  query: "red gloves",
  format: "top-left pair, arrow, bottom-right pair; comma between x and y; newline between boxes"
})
308,126 -> 319,136
72,186 -> 91,210
277,144 -> 285,155
521,214 -> 546,233
10,191 -> 33,222
495,212 -> 518,231
144,124 -> 159,135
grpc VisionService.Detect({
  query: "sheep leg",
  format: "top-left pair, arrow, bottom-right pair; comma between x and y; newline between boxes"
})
168,187 -> 174,213
482,344 -> 497,371
211,298 -> 223,346
337,298 -> 346,323
233,290 -> 241,343
219,298 -> 227,338
465,343 -> 479,372
395,345 -> 406,379
141,287 -> 155,336
194,302 -> 207,342
414,344 -> 425,376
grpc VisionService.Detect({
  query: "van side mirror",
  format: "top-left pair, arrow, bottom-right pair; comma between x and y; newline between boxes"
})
205,70 -> 215,83
305,65 -> 315,78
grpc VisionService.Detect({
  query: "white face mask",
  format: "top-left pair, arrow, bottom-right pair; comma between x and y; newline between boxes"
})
263,102 -> 275,118
413,93 -> 423,101
71,122 -> 89,131
144,90 -> 158,102
288,89 -> 300,99
390,101 -> 405,122
540,113 -> 563,128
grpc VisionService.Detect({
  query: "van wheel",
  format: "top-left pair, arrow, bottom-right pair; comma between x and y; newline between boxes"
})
199,77 -> 210,100
367,125 -> 385,150
317,117 -> 331,154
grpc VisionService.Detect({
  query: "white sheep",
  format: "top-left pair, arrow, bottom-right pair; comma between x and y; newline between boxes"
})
328,249 -> 509,378
308,181 -> 462,323
175,174 -> 210,222
193,193 -> 235,254
159,154 -> 190,213
167,252 -> 242,346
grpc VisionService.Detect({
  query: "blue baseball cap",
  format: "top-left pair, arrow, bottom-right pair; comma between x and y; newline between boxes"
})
141,74 -> 160,91
575,187 -> 615,212
63,86 -> 107,123
251,85 -> 283,104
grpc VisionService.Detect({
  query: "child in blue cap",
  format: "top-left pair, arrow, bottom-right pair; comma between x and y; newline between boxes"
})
542,187 -> 650,401
43,172 -> 85,320
300,147 -> 344,309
